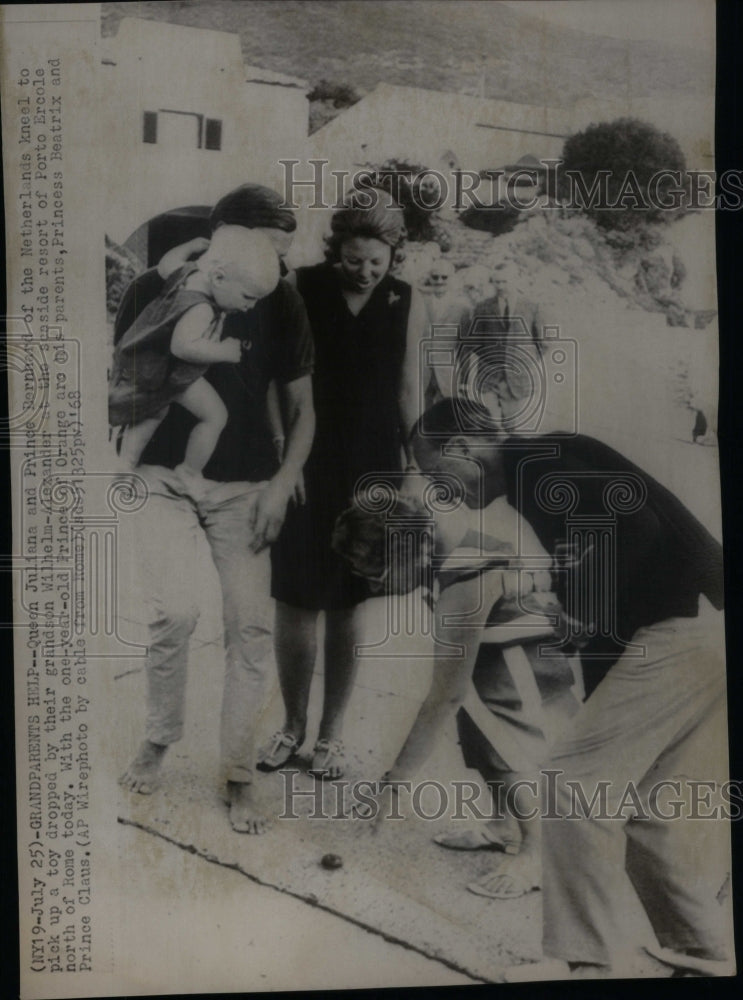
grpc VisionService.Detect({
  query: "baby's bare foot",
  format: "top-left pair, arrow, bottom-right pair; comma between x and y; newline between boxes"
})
174,463 -> 208,502
227,781 -> 270,834
119,741 -> 168,794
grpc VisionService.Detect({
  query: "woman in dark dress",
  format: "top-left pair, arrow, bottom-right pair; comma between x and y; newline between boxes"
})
261,189 -> 426,779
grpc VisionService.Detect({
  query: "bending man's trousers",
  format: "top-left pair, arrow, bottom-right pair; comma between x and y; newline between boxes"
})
542,610 -> 731,966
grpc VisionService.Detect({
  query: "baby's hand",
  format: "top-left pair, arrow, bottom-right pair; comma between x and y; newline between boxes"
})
222,337 -> 242,363
189,236 -> 211,256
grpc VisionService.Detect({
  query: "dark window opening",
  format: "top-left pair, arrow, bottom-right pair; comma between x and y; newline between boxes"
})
143,111 -> 158,144
204,118 -> 222,150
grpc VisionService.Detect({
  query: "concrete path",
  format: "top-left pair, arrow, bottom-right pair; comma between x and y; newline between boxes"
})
114,822 -> 479,993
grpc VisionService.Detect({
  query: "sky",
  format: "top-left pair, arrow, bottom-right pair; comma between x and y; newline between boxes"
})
500,0 -> 715,54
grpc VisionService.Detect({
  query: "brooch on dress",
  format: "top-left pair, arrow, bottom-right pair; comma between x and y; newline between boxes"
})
388,291 -> 400,306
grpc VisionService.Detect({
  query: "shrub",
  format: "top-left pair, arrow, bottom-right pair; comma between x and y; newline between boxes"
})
307,79 -> 360,109
105,235 -> 142,318
307,80 -> 362,134
459,201 -> 520,237
559,117 -> 686,231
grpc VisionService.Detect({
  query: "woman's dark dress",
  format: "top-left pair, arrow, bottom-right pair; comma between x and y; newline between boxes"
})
271,262 -> 412,610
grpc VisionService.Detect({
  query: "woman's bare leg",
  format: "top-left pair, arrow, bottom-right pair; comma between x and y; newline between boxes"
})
311,604 -> 364,778
275,601 -> 318,739
257,602 -> 318,769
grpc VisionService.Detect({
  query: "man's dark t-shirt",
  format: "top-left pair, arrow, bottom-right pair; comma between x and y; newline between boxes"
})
140,277 -> 314,482
501,435 -> 724,692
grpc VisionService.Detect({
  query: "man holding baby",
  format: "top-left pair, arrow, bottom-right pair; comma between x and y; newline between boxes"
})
117,185 -> 315,834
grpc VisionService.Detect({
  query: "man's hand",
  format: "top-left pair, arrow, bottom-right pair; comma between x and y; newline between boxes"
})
156,236 -> 210,279
249,476 -> 293,552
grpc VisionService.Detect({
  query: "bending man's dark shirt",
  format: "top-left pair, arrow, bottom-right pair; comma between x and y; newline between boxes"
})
501,434 -> 724,693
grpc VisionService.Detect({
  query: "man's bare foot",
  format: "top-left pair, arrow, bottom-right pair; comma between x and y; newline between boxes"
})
119,741 -> 168,794
227,781 -> 270,834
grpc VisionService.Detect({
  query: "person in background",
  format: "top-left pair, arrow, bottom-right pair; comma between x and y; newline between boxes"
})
419,257 -> 456,321
419,258 -> 475,407
457,264 -> 493,310
460,263 -> 545,430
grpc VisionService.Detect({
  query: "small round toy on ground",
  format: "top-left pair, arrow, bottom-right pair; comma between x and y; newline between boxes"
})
321,853 -> 343,870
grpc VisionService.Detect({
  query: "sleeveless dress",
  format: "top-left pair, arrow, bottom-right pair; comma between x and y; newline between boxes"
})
271,262 -> 412,610
108,264 -> 222,427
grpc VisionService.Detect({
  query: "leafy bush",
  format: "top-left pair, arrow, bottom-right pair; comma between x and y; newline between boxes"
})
459,201 -> 520,237
307,79 -> 361,133
559,117 -> 686,231
105,235 -> 143,319
307,79 -> 360,109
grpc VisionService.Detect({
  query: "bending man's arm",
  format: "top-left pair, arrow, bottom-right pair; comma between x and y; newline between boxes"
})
250,374 -> 315,552
385,570 -> 505,781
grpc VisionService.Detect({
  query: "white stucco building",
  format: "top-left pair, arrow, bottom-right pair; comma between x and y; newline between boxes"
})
102,18 -> 309,246
101,18 -> 712,266
307,82 -> 572,177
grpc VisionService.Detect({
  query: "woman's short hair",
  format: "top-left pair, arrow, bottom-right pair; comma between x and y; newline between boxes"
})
324,187 -> 407,264
332,490 -> 433,594
210,183 -> 297,234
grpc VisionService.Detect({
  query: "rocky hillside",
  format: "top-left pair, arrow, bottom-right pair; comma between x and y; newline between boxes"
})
405,209 -> 719,446
101,1 -> 711,109
439,211 -> 714,328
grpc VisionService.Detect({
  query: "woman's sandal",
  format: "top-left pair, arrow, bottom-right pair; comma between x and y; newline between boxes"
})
256,730 -> 302,772
309,738 -> 346,780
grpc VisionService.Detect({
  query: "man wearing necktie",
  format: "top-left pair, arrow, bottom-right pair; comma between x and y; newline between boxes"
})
459,264 -> 545,429
493,280 -> 510,332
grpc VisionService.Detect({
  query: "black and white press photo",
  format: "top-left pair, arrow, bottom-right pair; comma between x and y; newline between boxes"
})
2,0 -> 738,994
